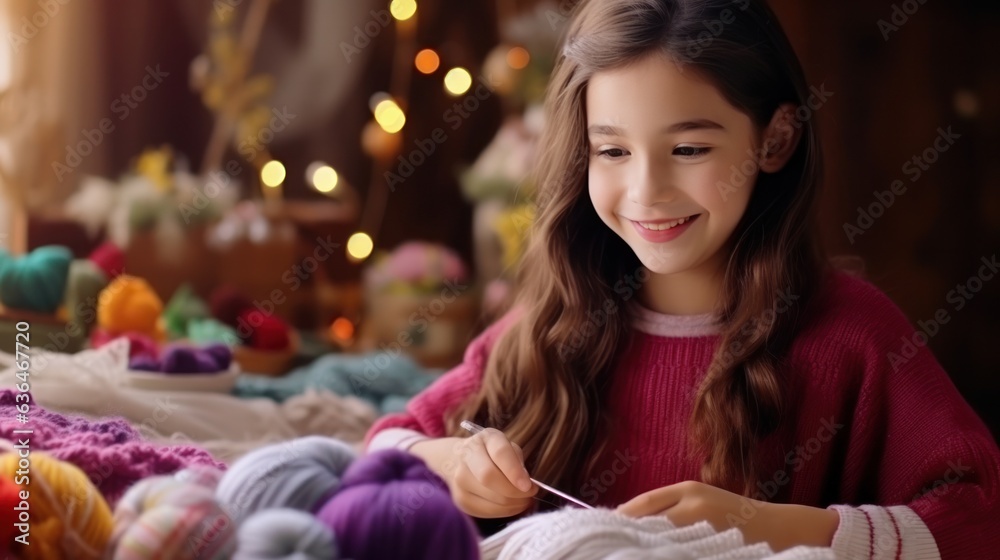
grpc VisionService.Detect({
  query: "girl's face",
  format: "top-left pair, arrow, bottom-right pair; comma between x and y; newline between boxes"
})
587,54 -> 760,276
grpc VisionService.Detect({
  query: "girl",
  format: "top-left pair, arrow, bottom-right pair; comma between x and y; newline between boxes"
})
365,0 -> 1000,557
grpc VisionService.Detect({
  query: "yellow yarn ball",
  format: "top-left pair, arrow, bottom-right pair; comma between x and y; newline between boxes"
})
97,275 -> 165,340
0,451 -> 113,560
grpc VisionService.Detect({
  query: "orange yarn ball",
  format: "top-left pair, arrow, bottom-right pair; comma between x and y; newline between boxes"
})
97,275 -> 165,340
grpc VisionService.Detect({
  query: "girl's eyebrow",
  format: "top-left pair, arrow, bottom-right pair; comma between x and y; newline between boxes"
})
587,119 -> 726,136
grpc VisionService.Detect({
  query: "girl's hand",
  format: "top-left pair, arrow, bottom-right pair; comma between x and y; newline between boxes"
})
411,429 -> 538,518
615,480 -> 839,551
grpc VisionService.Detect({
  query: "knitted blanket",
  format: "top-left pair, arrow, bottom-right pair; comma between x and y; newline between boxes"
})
0,388 -> 223,507
480,508 -> 835,559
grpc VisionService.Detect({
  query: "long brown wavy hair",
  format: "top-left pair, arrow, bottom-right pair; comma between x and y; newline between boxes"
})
448,0 -> 828,500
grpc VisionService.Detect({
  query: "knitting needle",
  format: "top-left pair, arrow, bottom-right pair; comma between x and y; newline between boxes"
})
460,420 -> 595,509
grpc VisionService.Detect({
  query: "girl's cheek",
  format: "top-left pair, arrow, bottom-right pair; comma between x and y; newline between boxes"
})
588,177 -> 620,224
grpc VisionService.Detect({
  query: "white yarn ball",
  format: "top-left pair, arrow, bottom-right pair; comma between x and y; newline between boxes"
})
234,509 -> 337,560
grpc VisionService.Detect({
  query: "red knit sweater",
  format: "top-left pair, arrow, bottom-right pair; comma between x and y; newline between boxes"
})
365,270 -> 1000,559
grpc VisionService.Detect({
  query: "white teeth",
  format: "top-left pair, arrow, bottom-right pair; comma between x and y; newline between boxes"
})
638,215 -> 693,231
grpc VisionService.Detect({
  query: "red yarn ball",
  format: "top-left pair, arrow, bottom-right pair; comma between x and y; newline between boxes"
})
0,476 -> 22,551
237,309 -> 291,350
90,328 -> 159,359
88,242 -> 125,279
209,286 -> 252,328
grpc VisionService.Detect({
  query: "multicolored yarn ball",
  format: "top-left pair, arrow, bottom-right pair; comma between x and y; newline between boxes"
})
215,436 -> 356,524
110,475 -> 236,560
97,275 -> 165,340
209,286 -> 253,328
89,242 -> 126,280
174,466 -> 226,491
0,245 -> 73,313
237,309 -> 291,351
164,284 -> 210,339
0,450 -> 114,560
315,449 -> 480,560
234,509 -> 337,560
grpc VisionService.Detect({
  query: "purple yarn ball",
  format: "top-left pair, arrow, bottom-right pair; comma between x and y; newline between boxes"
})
315,449 -> 480,560
202,343 -> 232,371
162,345 -> 225,374
128,354 -> 160,372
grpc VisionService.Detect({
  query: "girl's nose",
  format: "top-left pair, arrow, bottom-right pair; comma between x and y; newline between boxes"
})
627,158 -> 674,207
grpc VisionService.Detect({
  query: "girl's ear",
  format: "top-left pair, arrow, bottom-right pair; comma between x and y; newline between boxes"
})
758,103 -> 803,173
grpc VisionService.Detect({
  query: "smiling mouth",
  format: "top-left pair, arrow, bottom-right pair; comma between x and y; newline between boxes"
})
633,214 -> 700,231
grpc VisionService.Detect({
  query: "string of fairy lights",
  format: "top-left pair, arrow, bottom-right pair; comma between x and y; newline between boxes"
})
255,0 -> 528,265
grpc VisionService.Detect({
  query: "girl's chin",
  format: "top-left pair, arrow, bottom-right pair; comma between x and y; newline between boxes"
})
634,252 -> 693,276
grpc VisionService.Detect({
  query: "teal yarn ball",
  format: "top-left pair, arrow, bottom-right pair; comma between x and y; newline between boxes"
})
0,245 -> 73,313
187,318 -> 240,346
234,509 -> 338,560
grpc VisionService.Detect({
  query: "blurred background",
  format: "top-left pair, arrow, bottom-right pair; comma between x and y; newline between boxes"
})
0,0 -> 996,434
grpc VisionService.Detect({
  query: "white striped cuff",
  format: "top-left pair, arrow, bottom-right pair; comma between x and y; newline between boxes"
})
367,427 -> 431,453
828,505 -> 940,560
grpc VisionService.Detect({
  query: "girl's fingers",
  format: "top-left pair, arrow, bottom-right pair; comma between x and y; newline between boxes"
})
454,487 -> 534,519
462,429 -> 533,496
482,430 -> 534,493
616,484 -> 684,517
511,441 -> 525,464
455,462 -> 532,507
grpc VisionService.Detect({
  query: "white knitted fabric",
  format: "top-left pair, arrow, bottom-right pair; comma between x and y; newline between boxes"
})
480,508 -> 836,560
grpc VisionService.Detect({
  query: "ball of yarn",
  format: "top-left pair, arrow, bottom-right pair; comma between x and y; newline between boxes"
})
111,476 -> 236,560
187,318 -> 240,346
97,275 -> 165,339
174,466 -> 226,491
91,329 -> 159,360
0,245 -> 73,313
315,449 -> 480,560
127,354 -> 160,371
0,451 -> 114,560
234,509 -> 337,560
162,345 -> 223,374
88,242 -> 125,280
216,436 -> 356,524
164,283 -> 210,339
131,344 -> 233,374
210,286 -> 252,328
237,310 -> 291,351
203,344 -> 233,370
0,474 -> 22,553
64,259 -> 109,329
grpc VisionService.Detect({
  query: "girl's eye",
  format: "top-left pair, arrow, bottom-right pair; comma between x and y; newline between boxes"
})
673,146 -> 711,158
595,147 -> 629,159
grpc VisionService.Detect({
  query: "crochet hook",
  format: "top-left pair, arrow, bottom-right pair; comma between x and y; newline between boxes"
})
460,420 -> 595,510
